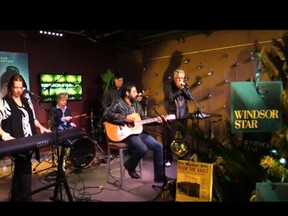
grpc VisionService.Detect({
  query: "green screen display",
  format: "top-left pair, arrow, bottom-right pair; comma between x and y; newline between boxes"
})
40,73 -> 83,102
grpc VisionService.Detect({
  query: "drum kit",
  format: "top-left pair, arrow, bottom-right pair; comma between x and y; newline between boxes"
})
34,110 -> 108,174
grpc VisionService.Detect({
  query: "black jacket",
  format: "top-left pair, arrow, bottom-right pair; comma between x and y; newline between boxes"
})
49,106 -> 73,130
168,81 -> 194,119
103,98 -> 145,125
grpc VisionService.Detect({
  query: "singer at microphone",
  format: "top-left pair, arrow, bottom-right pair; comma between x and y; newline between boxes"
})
181,83 -> 188,88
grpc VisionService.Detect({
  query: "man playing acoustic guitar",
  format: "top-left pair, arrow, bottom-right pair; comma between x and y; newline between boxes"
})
103,83 -> 169,182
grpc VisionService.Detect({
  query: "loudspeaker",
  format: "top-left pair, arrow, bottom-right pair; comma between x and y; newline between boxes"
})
255,183 -> 288,201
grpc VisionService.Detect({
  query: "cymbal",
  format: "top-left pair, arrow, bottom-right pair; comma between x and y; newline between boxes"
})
84,115 -> 99,119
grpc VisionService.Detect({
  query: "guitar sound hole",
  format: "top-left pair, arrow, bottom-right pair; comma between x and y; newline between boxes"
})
126,123 -> 135,128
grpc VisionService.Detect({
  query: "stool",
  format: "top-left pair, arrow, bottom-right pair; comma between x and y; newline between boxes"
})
106,141 -> 142,189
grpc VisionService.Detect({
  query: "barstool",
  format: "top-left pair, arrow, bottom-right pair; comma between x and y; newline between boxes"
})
106,141 -> 143,189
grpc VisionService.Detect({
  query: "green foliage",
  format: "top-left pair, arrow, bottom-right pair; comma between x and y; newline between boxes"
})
188,122 -> 263,201
260,32 -> 288,182
101,68 -> 115,94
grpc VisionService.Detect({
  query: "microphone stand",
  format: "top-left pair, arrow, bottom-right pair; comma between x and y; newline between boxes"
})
189,96 -> 203,155
150,106 -> 172,200
30,92 -> 73,202
28,94 -> 55,174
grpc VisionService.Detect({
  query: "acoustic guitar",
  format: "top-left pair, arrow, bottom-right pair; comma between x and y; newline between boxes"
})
104,113 -> 176,142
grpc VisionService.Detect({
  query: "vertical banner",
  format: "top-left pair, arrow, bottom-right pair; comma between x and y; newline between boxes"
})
230,81 -> 282,133
176,160 -> 213,202
0,51 -> 29,98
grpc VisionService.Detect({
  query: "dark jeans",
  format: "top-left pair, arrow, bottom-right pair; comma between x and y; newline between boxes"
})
10,152 -> 33,202
124,132 -> 164,180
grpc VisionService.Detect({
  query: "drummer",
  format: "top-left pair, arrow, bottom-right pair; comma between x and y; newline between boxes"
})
50,92 -> 76,131
49,92 -> 77,171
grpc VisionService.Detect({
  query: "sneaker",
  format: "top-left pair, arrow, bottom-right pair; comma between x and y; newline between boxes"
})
165,161 -> 172,167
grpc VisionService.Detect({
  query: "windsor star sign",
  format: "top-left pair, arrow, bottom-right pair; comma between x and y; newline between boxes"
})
230,81 -> 282,133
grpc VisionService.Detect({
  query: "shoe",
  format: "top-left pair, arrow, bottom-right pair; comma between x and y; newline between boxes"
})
127,170 -> 140,179
165,161 -> 172,167
124,162 -> 140,179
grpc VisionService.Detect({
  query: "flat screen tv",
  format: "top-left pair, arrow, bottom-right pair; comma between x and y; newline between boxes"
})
39,73 -> 83,102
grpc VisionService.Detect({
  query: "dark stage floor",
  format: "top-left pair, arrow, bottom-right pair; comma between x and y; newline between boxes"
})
0,150 -> 177,202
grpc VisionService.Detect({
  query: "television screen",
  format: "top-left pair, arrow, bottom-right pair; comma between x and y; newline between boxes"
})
40,73 -> 83,102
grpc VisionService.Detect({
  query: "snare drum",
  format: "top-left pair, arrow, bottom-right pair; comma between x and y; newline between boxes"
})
68,137 -> 96,169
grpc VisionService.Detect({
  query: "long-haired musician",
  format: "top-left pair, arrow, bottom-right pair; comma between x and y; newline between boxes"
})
0,74 -> 51,201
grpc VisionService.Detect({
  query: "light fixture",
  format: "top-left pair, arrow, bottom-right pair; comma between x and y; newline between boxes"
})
224,78 -> 229,83
196,80 -> 202,85
269,149 -> 279,159
250,52 -> 255,61
183,58 -> 190,64
196,63 -> 203,69
207,70 -> 214,76
279,158 -> 287,166
279,157 -> 287,183
39,30 -> 63,37
222,53 -> 228,58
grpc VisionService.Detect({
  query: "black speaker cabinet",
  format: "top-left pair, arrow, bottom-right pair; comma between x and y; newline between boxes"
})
255,183 -> 288,201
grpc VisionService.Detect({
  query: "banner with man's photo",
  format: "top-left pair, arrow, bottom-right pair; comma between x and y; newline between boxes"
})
0,51 -> 30,98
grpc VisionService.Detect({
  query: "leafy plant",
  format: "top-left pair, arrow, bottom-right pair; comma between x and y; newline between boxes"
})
101,68 -> 115,94
260,32 -> 288,181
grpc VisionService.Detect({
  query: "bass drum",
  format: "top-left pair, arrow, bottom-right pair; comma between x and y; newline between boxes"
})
69,137 -> 96,169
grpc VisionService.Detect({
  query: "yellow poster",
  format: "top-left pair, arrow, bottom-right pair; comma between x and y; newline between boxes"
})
176,160 -> 213,202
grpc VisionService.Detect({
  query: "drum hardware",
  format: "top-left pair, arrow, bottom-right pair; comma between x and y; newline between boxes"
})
33,146 -> 57,174
89,108 -> 107,162
67,137 -> 97,170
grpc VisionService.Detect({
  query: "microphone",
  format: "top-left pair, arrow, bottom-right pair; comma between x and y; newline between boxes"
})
23,88 -> 37,96
181,83 -> 188,88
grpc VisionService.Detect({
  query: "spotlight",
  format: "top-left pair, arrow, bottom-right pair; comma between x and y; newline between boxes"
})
279,158 -> 287,166
207,70 -> 214,76
183,58 -> 190,64
269,149 -> 279,159
39,30 -> 63,37
196,63 -> 203,69
196,80 -> 202,85
224,79 -> 229,83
